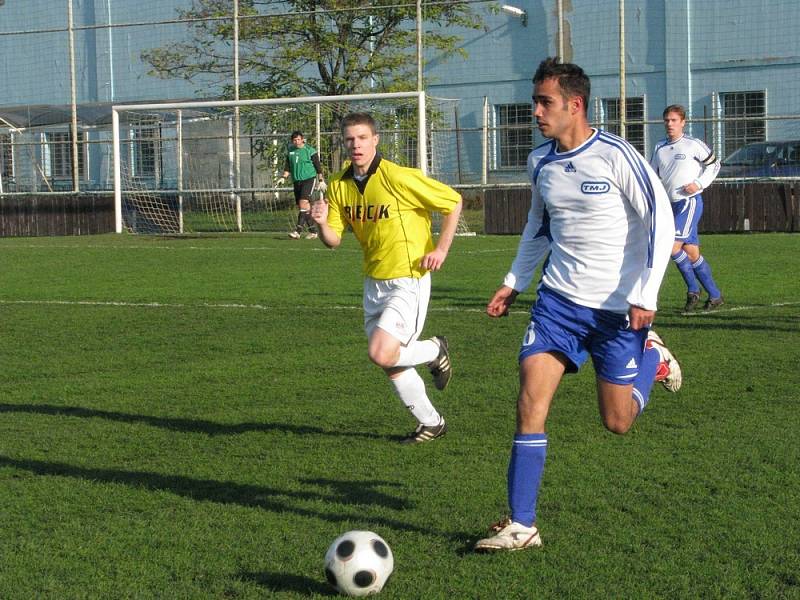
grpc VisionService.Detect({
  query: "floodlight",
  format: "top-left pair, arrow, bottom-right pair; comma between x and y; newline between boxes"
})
501,4 -> 528,27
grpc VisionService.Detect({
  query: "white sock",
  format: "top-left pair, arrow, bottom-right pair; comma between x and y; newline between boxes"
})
390,368 -> 441,426
394,339 -> 439,367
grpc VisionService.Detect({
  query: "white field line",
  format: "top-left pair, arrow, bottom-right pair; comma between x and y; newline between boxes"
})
1,298 -> 798,317
0,298 -> 491,314
679,301 -> 800,316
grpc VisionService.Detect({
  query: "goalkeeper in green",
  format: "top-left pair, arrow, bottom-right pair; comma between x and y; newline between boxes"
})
279,131 -> 326,239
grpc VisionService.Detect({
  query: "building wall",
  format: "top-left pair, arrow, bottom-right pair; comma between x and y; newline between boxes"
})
0,0 -> 199,106
425,0 -> 800,180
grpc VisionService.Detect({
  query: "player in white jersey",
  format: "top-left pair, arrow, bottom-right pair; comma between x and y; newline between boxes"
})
474,57 -> 681,552
650,105 -> 723,311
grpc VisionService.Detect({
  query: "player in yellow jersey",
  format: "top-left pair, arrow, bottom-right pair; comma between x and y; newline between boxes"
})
310,112 -> 463,443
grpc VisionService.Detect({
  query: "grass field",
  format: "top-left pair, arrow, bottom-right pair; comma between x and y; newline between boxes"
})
1,231 -> 799,599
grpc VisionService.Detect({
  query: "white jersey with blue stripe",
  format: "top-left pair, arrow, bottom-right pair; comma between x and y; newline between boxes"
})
503,129 -> 674,313
650,134 -> 720,202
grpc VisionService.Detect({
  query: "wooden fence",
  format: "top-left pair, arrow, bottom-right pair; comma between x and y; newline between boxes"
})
484,182 -> 800,234
0,194 -> 115,237
1,182 -> 799,237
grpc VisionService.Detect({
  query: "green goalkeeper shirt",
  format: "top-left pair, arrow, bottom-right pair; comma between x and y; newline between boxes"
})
285,144 -> 321,182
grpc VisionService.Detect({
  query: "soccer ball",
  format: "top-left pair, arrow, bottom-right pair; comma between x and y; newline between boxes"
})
324,530 -> 394,596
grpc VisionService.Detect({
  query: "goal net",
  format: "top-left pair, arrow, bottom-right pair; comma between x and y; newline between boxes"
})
111,92 -> 472,235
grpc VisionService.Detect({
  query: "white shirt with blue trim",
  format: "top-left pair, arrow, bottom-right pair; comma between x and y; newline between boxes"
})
650,134 -> 720,201
503,129 -> 674,313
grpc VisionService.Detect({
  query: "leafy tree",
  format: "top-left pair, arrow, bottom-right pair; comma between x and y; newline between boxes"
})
142,0 -> 488,98
142,1 -> 488,184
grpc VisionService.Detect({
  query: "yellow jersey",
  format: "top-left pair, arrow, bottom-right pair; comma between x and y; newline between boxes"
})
326,155 -> 461,280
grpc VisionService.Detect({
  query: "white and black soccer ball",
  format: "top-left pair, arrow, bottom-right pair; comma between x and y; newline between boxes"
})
324,530 -> 394,597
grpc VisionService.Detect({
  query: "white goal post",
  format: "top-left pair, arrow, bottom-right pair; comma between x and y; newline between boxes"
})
111,91 -> 469,235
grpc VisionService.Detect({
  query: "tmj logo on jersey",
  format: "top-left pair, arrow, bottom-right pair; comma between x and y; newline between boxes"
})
580,181 -> 611,194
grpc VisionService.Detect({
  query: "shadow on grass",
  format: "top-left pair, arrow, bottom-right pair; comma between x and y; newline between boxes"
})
0,454 -> 474,542
301,478 -> 407,509
656,305 -> 800,333
0,402 -> 387,440
239,571 -> 336,597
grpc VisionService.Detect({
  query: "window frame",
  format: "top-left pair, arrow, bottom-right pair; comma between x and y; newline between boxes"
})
493,103 -> 533,170
0,132 -> 13,180
42,130 -> 88,181
599,96 -> 647,156
128,121 -> 162,180
719,90 -> 766,160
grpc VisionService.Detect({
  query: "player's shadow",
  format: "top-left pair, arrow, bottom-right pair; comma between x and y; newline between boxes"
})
0,402 -> 386,441
0,453 -> 409,509
239,571 -> 336,596
301,478 -> 408,510
0,454 -> 472,542
430,295 -> 493,311
428,285 -> 495,310
656,309 -> 800,333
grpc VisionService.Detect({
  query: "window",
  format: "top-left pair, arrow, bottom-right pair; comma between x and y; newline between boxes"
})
45,131 -> 86,179
601,97 -> 646,156
720,91 -> 765,159
0,133 -> 12,180
495,103 -> 533,168
130,123 -> 161,178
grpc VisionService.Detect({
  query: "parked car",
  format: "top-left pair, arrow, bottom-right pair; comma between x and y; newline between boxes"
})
719,140 -> 800,178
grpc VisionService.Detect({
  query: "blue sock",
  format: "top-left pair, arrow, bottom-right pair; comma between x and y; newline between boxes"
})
632,344 -> 660,414
508,433 -> 547,526
692,256 -> 721,299
672,251 -> 700,294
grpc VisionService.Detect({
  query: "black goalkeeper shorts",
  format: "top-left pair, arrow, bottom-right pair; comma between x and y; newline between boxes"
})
292,178 -> 316,204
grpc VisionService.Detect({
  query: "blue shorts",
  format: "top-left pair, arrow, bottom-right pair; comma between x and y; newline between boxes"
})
519,287 -> 648,385
672,195 -> 703,245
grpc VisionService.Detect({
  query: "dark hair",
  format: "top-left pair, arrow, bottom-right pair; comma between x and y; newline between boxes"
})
290,131 -> 304,139
340,112 -> 377,135
663,104 -> 686,120
533,57 -> 590,113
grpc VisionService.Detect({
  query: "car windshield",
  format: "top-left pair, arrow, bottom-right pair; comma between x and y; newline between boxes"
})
782,143 -> 800,164
723,143 -> 778,166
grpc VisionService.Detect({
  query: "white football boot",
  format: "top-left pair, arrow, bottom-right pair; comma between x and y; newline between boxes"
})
647,330 -> 682,392
474,517 -> 542,552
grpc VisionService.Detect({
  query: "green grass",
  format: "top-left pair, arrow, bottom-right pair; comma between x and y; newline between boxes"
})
0,232 -> 798,599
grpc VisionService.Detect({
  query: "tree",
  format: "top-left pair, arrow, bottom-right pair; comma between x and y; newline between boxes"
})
142,0 -> 488,99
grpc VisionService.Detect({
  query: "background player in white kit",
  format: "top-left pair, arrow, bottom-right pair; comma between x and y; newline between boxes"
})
474,57 -> 682,552
650,105 -> 723,311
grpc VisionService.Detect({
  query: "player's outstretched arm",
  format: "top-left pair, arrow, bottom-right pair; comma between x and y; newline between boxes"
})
487,285 -> 519,318
420,198 -> 463,271
310,199 -> 341,249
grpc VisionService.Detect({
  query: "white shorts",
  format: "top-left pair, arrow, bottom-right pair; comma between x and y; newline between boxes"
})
363,273 -> 431,345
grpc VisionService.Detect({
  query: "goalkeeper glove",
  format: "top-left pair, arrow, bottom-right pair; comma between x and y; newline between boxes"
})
317,179 -> 327,193
276,177 -> 286,186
